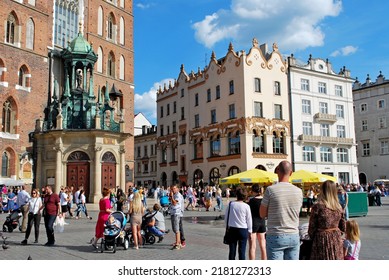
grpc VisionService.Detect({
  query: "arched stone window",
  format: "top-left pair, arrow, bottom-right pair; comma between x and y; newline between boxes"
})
228,166 -> 240,176
210,135 -> 220,156
26,18 -> 35,49
228,131 -> 240,155
107,51 -> 115,77
17,64 -> 31,90
107,13 -> 116,41
97,6 -> 103,36
253,129 -> 265,153
119,17 -> 125,45
97,47 -> 103,73
209,167 -> 220,186
119,55 -> 125,80
0,59 -> 6,85
1,152 -> 9,177
272,131 -> 284,154
6,12 -> 19,45
2,99 -> 16,134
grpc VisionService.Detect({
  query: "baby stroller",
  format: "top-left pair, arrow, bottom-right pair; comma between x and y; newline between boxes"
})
299,223 -> 312,260
100,211 -> 130,253
2,210 -> 22,233
141,210 -> 158,245
159,196 -> 170,216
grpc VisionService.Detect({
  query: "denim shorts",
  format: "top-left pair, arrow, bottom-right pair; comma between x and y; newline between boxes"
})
266,233 -> 300,260
171,215 -> 181,233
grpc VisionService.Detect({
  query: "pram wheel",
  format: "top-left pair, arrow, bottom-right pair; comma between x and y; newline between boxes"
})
8,226 -> 13,233
100,240 -> 104,253
112,243 -> 116,253
3,225 -> 7,232
147,234 -> 156,245
123,238 -> 129,250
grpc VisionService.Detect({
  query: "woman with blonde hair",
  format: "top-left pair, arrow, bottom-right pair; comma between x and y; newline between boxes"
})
129,191 -> 145,249
343,220 -> 361,260
308,180 -> 346,259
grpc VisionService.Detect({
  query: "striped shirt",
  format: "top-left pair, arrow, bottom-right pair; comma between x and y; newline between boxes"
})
262,182 -> 303,235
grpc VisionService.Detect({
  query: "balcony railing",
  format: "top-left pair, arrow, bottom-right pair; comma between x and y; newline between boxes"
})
314,113 -> 337,123
298,134 -> 354,145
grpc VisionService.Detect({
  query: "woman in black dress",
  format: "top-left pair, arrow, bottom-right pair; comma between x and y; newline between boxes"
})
248,184 -> 267,260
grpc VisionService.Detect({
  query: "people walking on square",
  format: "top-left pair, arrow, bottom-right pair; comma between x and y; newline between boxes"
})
116,188 -> 125,212
225,187 -> 252,260
308,180 -> 346,260
67,186 -> 74,218
260,161 -> 303,260
59,186 -> 69,218
185,185 -> 196,211
129,192 -> 145,249
214,186 -> 223,212
42,185 -> 61,246
374,186 -> 382,206
17,185 -> 31,232
248,184 -> 266,260
338,185 -> 349,220
90,187 -> 113,249
75,189 -> 92,220
21,189 -> 42,245
343,219 -> 361,260
204,186 -> 213,211
169,185 -> 186,250
306,186 -> 315,214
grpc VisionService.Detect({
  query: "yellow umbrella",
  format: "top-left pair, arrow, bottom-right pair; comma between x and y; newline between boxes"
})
220,169 -> 278,185
289,170 -> 337,184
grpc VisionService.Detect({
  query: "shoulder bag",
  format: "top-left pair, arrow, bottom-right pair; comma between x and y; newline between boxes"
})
344,241 -> 358,260
223,202 -> 233,244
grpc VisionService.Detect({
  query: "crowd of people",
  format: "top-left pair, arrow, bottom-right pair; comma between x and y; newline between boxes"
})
0,163 -> 370,259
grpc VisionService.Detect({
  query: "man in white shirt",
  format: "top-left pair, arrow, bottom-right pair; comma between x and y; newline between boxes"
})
17,185 -> 31,232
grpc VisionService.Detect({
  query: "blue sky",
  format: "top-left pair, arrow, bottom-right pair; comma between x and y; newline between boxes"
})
133,0 -> 389,125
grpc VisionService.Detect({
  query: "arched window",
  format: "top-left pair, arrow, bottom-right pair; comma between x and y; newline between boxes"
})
228,166 -> 240,176
1,152 -> 9,177
119,55 -> 125,80
209,168 -> 220,186
253,129 -> 264,153
6,13 -> 17,44
210,135 -> 221,156
273,132 -> 284,154
97,6 -> 103,36
119,17 -> 125,45
97,47 -> 103,73
0,59 -> 6,84
107,13 -> 116,41
107,52 -> 115,77
18,64 -> 30,89
228,131 -> 240,155
194,138 -> 203,159
26,18 -> 35,49
2,100 -> 13,133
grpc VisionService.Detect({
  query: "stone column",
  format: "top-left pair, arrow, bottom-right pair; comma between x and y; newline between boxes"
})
36,146 -> 43,189
119,147 -> 126,189
92,146 -> 102,203
54,145 -> 63,194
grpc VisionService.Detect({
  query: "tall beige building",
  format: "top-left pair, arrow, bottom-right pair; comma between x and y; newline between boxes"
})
156,39 -> 290,187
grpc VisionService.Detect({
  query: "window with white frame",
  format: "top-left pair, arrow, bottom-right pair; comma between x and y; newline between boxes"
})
320,147 -> 332,162
107,52 -> 115,77
229,104 -> 236,119
252,129 -> 264,153
319,102 -> 328,114
194,114 -> 200,128
362,142 -> 370,156
119,55 -> 125,80
107,13 -> 116,41
301,79 -> 310,91
254,101 -> 263,117
302,146 -> 315,162
336,104 -> 344,118
211,109 -> 216,124
320,124 -> 330,137
379,116 -> 387,129
228,131 -> 240,154
335,85 -> 343,97
302,122 -> 313,135
97,47 -> 103,72
229,80 -> 234,94
254,78 -> 261,92
274,104 -> 282,119
361,120 -> 368,131
274,81 -> 281,95
337,148 -> 349,163
318,82 -> 327,94
302,99 -> 311,114
360,103 -> 367,112
337,125 -> 346,138
54,2 -> 79,47
380,140 -> 389,155
119,17 -> 125,45
272,132 -> 284,154
378,99 -> 385,109
97,6 -> 103,36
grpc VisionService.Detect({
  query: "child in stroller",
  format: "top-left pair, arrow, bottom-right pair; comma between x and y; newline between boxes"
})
159,195 -> 170,216
100,211 -> 130,253
2,209 -> 22,232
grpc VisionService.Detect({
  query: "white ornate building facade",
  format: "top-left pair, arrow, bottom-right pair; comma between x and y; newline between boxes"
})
156,39 -> 291,187
288,55 -> 359,184
353,73 -> 389,184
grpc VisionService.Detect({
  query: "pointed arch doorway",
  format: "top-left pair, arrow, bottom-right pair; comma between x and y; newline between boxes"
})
101,151 -> 117,191
67,151 -> 90,201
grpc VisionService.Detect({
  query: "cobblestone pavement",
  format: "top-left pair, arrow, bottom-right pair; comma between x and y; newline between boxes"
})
0,197 -> 387,260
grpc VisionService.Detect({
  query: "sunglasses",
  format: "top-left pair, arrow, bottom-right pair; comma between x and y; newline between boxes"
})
32,192 -> 37,195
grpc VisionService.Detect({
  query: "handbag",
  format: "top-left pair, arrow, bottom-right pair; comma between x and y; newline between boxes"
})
344,241 -> 358,260
223,202 -> 233,244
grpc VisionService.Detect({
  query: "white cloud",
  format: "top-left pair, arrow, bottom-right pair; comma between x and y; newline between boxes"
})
134,78 -> 174,122
136,2 -> 152,9
330,45 -> 358,57
192,0 -> 342,51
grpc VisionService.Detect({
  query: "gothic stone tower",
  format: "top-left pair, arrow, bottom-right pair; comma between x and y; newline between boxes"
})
33,32 -> 131,203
